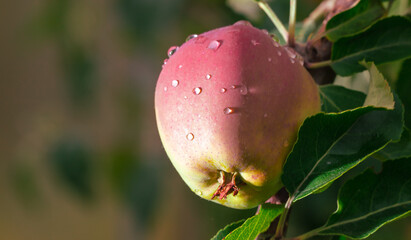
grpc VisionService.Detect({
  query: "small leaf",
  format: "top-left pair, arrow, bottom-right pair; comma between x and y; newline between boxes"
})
374,127 -> 411,161
319,85 -> 366,113
223,204 -> 283,240
211,219 -> 246,240
362,62 -> 394,109
282,71 -> 403,201
318,158 -> 411,238
325,0 -> 385,42
331,16 -> 411,76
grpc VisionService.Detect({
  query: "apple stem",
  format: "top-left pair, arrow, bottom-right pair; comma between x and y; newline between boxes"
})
255,0 -> 289,42
211,172 -> 239,200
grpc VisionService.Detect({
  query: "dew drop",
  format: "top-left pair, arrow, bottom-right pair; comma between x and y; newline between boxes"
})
186,133 -> 194,141
162,58 -> 168,68
326,161 -> 331,165
277,51 -> 282,56
268,57 -> 272,62
264,113 -> 268,118
284,47 -> 297,59
164,87 -> 168,92
233,20 -> 252,26
184,96 -> 188,99
178,64 -> 183,69
186,34 -> 198,42
262,29 -> 269,35
283,140 -> 289,147
220,88 -> 227,93
290,58 -> 296,64
168,46 -> 179,57
193,87 -> 202,95
251,39 -> 260,45
223,107 -> 235,115
240,86 -> 248,95
171,79 -> 179,87
208,40 -> 223,50
194,189 -> 203,195
206,74 -> 212,80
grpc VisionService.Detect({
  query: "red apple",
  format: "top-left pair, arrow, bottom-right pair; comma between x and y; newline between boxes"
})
155,21 -> 320,209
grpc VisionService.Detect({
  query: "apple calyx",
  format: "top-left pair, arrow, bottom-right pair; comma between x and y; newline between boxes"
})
212,171 -> 240,200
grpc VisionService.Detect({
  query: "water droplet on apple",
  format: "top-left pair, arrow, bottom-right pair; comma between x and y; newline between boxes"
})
240,86 -> 248,95
164,87 -> 168,92
206,74 -> 212,80
193,87 -> 202,95
264,113 -> 268,118
233,20 -> 252,26
178,64 -> 183,69
223,107 -> 235,115
284,47 -> 297,59
208,40 -> 223,50
168,46 -> 179,57
268,57 -> 272,62
194,189 -> 203,195
186,133 -> 194,141
251,39 -> 260,45
277,51 -> 282,56
186,34 -> 198,42
162,59 -> 168,68
171,80 -> 179,87
220,88 -> 227,93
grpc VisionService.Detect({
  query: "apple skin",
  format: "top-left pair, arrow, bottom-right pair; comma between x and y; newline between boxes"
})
155,21 -> 321,209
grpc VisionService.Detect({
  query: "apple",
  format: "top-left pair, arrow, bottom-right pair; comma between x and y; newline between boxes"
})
155,21 -> 320,209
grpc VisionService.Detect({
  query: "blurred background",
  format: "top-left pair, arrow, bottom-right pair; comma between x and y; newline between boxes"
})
0,0 -> 409,239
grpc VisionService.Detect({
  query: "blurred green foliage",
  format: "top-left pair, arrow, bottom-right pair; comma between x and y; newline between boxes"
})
49,137 -> 94,200
1,0 -> 409,239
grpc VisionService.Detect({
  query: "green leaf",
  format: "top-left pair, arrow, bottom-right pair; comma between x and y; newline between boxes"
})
396,58 -> 411,128
319,85 -> 366,113
325,0 -> 385,42
211,219 -> 246,240
282,67 -> 403,201
318,158 -> 411,238
362,62 -> 394,109
331,16 -> 411,76
223,204 -> 283,240
374,127 -> 411,161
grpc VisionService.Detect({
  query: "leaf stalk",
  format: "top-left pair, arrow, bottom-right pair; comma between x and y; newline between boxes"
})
288,0 -> 296,46
255,0 -> 289,42
306,60 -> 332,69
273,196 -> 294,239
